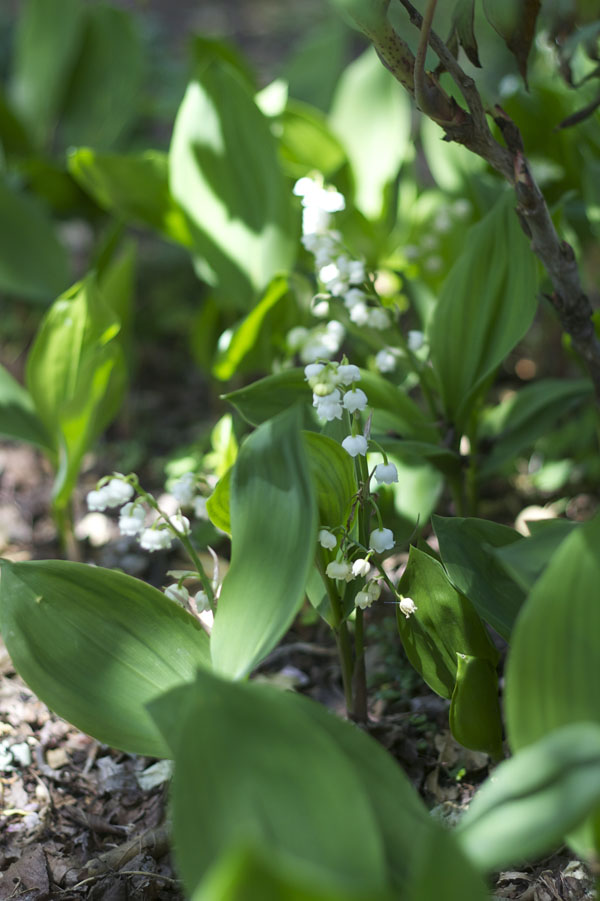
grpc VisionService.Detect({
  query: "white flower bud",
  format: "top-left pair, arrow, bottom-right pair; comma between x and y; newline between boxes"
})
318,529 -> 337,550
337,364 -> 361,385
168,513 -> 191,535
342,388 -> 368,413
351,558 -> 371,578
193,496 -> 209,520
349,302 -> 369,326
367,308 -> 391,330
87,488 -> 109,512
304,363 -> 325,381
375,349 -> 397,373
367,581 -> 382,601
103,479 -> 134,508
344,288 -> 366,309
139,528 -> 173,552
118,502 -> 146,536
326,560 -> 352,581
164,584 -> 190,606
287,326 -> 310,350
342,435 -> 368,457
354,590 -> 372,610
374,463 -> 399,484
194,590 -> 211,612
407,330 -> 425,351
399,597 -> 418,619
369,528 -> 394,553
171,472 -> 196,506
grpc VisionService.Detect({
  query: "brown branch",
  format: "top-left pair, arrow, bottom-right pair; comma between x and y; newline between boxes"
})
387,0 -> 600,401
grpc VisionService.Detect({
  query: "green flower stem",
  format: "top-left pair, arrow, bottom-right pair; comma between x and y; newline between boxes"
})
351,441 -> 371,722
52,501 -> 81,563
130,477 -> 216,612
317,555 -> 354,715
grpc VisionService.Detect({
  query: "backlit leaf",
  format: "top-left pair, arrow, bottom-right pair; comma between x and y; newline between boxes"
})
483,0 -> 541,86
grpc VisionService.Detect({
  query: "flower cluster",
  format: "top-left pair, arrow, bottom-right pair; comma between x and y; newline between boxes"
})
170,472 -> 210,521
164,583 -> 211,613
86,475 -> 192,554
304,361 -> 365,423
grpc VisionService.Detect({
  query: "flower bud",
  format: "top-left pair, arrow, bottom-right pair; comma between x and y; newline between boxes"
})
342,435 -> 368,457
369,528 -> 394,553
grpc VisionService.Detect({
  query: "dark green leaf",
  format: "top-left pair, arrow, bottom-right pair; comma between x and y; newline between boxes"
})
454,0 -> 481,67
68,148 -> 192,246
303,431 -> 356,530
0,559 -> 210,757
397,546 -> 499,699
0,364 -> 54,452
210,407 -> 317,678
457,722 -> 600,872
493,519 -> 578,592
0,175 -> 69,302
430,192 -> 538,429
9,0 -> 84,145
59,4 -> 144,149
449,654 -> 503,758
433,515 -> 525,641
169,63 -> 296,308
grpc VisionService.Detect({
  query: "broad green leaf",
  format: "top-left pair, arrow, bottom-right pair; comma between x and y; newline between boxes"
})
279,101 -> 346,178
0,175 -> 69,302
212,278 -> 289,380
97,240 -> 136,356
430,192 -> 538,429
283,16 -> 349,112
479,378 -> 592,476
330,47 -> 411,219
0,364 -> 54,452
206,468 -> 233,534
68,148 -> 192,246
59,4 -> 144,149
169,63 -> 296,308
420,116 -> 487,193
449,654 -> 503,758
483,0 -> 541,86
192,846 -> 393,901
25,277 -> 127,508
224,370 -> 310,425
359,370 -> 438,441
210,407 -> 317,678
0,86 -> 33,156
457,722 -> 600,872
9,0 -> 84,146
303,431 -> 356,529
505,513 -> 600,749
493,518 -> 578,592
407,824 -> 488,901
397,546 -> 499,700
433,515 -> 525,641
149,671 -> 390,897
0,559 -> 210,758
379,438 -> 461,479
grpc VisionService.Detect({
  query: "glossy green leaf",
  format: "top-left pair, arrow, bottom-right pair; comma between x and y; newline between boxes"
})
210,407 -> 317,678
25,277 -> 127,508
0,559 -> 210,757
169,63 -> 296,308
449,654 -> 503,758
68,148 -> 192,245
493,518 -> 578,592
279,102 -> 346,177
0,364 -> 53,452
457,722 -> 600,872
330,47 -> 411,219
433,515 -> 525,641
224,369 -> 309,425
397,546 -> 499,700
192,846 -> 393,901
59,4 -> 144,149
430,192 -> 538,429
303,431 -> 356,529
483,0 -> 541,86
0,175 -> 69,302
149,671 -> 391,897
9,0 -> 84,145
212,278 -> 289,380
479,378 -> 592,476
505,513 -> 600,749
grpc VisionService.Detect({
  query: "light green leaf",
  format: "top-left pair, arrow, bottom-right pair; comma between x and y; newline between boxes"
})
25,276 -> 127,508
0,559 -> 210,757
59,4 -> 144,149
330,47 -> 411,219
493,518 -> 578,592
279,101 -> 346,177
0,364 -> 54,452
206,468 -> 232,534
149,672 -> 390,898
457,722 -> 600,872
210,407 -> 317,678
505,513 -> 600,747
433,515 -> 525,641
303,431 -> 356,529
9,0 -> 84,146
397,546 -> 499,700
68,148 -> 192,246
430,191 -> 538,429
224,369 -> 309,425
479,378 -> 592,476
212,278 -> 289,380
449,654 -> 503,758
169,63 -> 296,308
0,175 -> 69,302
